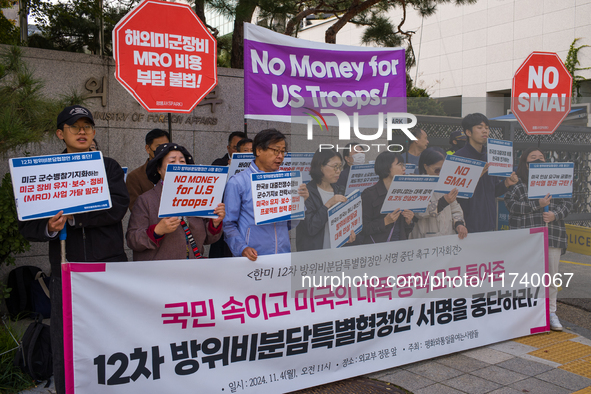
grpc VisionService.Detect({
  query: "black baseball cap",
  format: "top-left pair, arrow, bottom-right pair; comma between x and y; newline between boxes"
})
57,105 -> 95,129
449,130 -> 467,145
146,143 -> 195,184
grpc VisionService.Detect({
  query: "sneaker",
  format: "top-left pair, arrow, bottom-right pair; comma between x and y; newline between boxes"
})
550,313 -> 563,331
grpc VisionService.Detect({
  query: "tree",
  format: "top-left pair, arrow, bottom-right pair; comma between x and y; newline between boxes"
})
0,0 -> 20,45
565,37 -> 590,102
207,0 -> 478,69
27,0 -> 139,55
0,46 -> 84,266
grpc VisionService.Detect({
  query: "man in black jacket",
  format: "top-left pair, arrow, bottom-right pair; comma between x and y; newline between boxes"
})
18,105 -> 129,394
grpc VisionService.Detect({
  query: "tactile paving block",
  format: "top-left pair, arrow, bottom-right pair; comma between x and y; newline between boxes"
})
529,341 -> 591,364
560,359 -> 591,380
513,331 -> 577,348
573,387 -> 591,394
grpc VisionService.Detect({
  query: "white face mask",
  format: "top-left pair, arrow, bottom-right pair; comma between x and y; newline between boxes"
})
352,153 -> 365,165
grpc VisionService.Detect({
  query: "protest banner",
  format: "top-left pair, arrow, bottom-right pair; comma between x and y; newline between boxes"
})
434,155 -> 485,198
251,171 -> 305,225
328,190 -> 363,248
243,23 -> 407,125
63,228 -> 550,394
528,162 -> 574,199
158,164 -> 228,218
345,164 -> 379,195
380,175 -> 438,214
279,153 -> 314,184
404,164 -> 417,175
228,153 -> 255,178
9,152 -> 111,221
487,138 -> 513,177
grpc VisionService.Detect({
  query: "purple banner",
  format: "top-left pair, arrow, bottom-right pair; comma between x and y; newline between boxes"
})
244,23 -> 407,122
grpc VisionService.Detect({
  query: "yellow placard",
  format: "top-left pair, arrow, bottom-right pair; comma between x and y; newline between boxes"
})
566,224 -> 591,255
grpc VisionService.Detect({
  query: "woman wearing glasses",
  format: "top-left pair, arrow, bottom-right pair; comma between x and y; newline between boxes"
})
409,147 -> 468,239
361,151 -> 415,244
296,149 -> 356,251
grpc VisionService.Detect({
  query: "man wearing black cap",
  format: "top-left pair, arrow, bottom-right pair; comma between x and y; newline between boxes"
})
18,105 -> 129,394
447,130 -> 467,155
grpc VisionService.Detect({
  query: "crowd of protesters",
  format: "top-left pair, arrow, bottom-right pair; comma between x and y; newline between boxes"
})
16,105 -> 570,394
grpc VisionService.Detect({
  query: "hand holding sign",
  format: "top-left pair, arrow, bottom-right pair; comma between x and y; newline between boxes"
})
504,172 -> 519,188
539,193 -> 551,208
211,203 -> 225,227
401,209 -> 414,225
326,194 -> 347,208
155,217 -> 181,236
384,208 -> 401,226
444,188 -> 459,204
48,211 -> 68,233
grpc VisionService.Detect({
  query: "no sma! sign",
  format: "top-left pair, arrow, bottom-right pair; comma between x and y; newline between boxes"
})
511,52 -> 573,135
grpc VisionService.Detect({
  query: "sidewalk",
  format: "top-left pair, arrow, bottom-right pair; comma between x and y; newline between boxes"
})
368,326 -> 591,394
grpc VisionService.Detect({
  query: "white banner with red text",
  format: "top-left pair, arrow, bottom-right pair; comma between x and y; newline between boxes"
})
63,228 -> 550,394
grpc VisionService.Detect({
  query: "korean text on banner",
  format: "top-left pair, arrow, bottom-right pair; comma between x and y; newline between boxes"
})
434,155 -> 485,198
228,153 -> 255,178
243,23 -> 407,123
251,171 -> 305,225
328,189 -> 363,248
9,152 -> 112,221
381,175 -> 438,214
345,164 -> 379,195
63,228 -> 549,394
487,139 -> 513,177
404,164 -> 417,175
158,164 -> 228,218
279,153 -> 314,184
528,162 -> 574,199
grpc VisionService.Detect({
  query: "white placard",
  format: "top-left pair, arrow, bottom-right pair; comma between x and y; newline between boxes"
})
345,164 -> 379,195
434,155 -> 486,198
227,153 -> 255,178
158,164 -> 228,218
9,152 -> 112,221
487,138 -> 513,177
328,189 -> 363,248
63,228 -> 549,394
381,175 -> 439,213
251,171 -> 305,225
528,163 -> 574,199
404,164 -> 417,175
279,153 -> 314,184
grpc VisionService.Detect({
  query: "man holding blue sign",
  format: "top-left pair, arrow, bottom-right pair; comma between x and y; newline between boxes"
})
18,105 -> 129,394
455,113 -> 518,233
223,129 -> 308,261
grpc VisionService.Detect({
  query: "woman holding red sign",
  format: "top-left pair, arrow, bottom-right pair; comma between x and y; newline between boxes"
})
504,147 -> 572,331
126,143 -> 225,260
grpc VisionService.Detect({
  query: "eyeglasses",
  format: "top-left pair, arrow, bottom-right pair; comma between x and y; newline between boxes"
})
325,164 -> 344,172
65,124 -> 94,134
267,147 -> 287,157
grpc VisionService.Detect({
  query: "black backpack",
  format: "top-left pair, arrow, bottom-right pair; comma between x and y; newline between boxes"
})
14,313 -> 53,381
5,266 -> 42,319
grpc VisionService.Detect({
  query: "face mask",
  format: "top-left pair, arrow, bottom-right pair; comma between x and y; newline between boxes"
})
528,159 -> 544,164
352,153 -> 365,165
455,140 -> 466,150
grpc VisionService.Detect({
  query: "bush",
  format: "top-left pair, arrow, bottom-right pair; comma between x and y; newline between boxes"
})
0,317 -> 35,393
0,173 -> 30,266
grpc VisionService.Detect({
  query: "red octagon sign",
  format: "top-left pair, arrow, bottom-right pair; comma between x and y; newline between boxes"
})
113,0 -> 217,113
511,52 -> 572,135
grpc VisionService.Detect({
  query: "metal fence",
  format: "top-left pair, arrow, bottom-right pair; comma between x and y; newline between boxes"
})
391,115 -> 591,226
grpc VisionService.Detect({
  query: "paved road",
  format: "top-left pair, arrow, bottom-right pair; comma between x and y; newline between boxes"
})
558,251 -> 591,337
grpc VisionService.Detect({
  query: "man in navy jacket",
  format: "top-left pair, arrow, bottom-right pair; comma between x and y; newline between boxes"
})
454,113 -> 518,233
